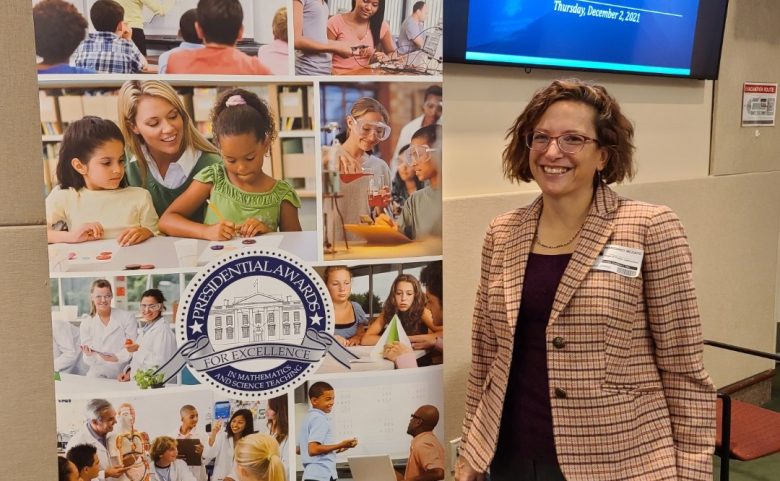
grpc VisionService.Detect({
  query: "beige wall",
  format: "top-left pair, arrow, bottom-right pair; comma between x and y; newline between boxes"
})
442,1 -> 780,458
2,2 -> 58,480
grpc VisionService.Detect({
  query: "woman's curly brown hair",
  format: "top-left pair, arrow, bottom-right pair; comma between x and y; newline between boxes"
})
503,79 -> 636,185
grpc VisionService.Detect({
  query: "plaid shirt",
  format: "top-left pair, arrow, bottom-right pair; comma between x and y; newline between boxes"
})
72,32 -> 145,74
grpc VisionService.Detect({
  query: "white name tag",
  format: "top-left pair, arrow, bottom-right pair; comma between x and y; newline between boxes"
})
593,245 -> 644,278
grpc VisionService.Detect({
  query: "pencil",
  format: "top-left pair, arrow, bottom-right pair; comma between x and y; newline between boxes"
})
206,199 -> 226,222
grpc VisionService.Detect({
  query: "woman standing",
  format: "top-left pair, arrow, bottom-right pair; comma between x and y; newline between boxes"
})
324,266 -> 368,346
456,79 -> 715,481
293,0 -> 352,75
265,396 -> 289,472
209,409 -> 255,481
327,0 -> 396,74
80,279 -> 137,379
119,80 -> 220,222
118,288 -> 177,383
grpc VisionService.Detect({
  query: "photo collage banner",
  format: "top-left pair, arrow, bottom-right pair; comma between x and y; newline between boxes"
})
35,0 -> 444,480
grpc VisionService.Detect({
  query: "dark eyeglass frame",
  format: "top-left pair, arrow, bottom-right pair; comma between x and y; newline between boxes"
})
525,131 -> 600,154
410,413 -> 423,421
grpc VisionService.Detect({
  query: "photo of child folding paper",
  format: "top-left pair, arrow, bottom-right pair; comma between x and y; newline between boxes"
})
320,82 -> 442,261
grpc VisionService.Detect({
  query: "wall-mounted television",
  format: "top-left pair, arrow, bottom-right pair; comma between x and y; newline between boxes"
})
444,0 -> 730,79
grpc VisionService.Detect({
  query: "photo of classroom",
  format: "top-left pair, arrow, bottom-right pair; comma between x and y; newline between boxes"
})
39,78 -> 319,273
293,373 -> 444,481
56,388 -> 293,481
33,0 -> 289,75
294,0 -> 443,76
320,81 -> 442,261
313,259 -> 443,373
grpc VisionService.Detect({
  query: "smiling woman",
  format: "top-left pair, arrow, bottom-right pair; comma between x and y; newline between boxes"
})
119,80 -> 221,222
456,79 -> 716,481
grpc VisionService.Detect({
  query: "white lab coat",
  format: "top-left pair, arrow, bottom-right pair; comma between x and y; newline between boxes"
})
150,459 -> 197,481
210,434 -> 236,481
128,317 -> 177,376
174,429 -> 215,481
65,423 -> 119,481
52,319 -> 86,374
80,308 -> 137,379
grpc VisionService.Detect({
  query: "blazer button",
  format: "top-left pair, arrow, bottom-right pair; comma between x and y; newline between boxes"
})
554,387 -> 568,399
552,337 -> 566,349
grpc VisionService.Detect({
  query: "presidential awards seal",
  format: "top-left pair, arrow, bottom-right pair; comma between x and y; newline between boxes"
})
155,249 -> 356,398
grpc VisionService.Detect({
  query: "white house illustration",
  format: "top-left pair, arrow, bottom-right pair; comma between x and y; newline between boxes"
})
209,292 -> 305,348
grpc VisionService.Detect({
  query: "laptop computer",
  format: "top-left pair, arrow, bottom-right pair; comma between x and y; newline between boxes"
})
348,455 -> 399,481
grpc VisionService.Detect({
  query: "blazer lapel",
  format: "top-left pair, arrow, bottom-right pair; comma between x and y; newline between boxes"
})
504,196 -> 543,335
549,185 -> 618,326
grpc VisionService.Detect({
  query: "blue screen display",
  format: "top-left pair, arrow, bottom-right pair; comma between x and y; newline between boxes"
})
466,1 -> 701,75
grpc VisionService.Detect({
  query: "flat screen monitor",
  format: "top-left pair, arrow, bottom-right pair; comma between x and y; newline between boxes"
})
444,0 -> 730,79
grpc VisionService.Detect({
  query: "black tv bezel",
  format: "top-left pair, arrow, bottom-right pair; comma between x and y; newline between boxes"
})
443,0 -> 730,80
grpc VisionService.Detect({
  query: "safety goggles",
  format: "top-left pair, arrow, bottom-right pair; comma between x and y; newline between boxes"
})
403,144 -> 438,164
349,116 -> 391,142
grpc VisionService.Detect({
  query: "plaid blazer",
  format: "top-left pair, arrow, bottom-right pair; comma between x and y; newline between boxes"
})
460,185 -> 716,480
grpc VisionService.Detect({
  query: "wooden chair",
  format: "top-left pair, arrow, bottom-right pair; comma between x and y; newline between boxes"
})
704,340 -> 780,481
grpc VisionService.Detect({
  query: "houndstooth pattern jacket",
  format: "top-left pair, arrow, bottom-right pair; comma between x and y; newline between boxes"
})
460,185 -> 716,480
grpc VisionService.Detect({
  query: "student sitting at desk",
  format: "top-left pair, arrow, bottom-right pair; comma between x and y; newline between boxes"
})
257,7 -> 289,75
166,0 -> 271,75
157,9 -> 204,74
72,0 -> 150,74
33,0 -> 96,74
400,405 -> 445,481
327,0 -> 397,74
361,273 -> 439,346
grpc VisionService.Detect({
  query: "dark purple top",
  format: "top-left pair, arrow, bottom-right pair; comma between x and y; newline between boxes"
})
495,252 -> 571,463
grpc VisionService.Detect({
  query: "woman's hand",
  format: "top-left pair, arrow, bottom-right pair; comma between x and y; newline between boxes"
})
338,151 -> 363,174
117,371 -> 130,382
81,345 -> 94,357
331,41 -> 355,58
98,352 -> 118,362
70,222 -> 104,243
455,457 -> 485,481
117,226 -> 153,246
346,334 -> 362,347
335,334 -> 348,347
125,343 -> 139,353
409,334 -> 437,350
204,221 -> 236,241
383,341 -> 412,361
238,218 -> 271,238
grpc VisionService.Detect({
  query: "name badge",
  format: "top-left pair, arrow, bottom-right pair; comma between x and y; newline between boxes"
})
593,245 -> 644,278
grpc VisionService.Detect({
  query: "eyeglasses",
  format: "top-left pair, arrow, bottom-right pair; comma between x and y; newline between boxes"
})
525,131 -> 599,154
93,294 -> 113,301
404,144 -> 438,164
410,413 -> 423,421
349,116 -> 391,142
140,303 -> 162,312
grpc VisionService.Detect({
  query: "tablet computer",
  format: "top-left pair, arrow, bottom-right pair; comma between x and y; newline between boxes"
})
176,438 -> 202,466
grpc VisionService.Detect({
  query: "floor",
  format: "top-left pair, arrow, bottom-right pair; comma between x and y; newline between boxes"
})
712,328 -> 780,480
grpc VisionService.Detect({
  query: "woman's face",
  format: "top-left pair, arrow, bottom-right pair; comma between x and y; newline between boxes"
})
528,100 -> 606,201
327,269 -> 352,303
394,281 -> 415,312
397,159 -> 413,181
139,295 -> 163,322
354,0 -> 380,19
230,415 -> 247,435
348,111 -> 386,152
265,405 -> 277,421
91,286 -> 113,314
132,96 -> 184,159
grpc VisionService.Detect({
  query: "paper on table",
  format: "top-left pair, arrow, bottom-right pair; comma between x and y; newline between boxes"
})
368,314 -> 411,361
197,234 -> 284,265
